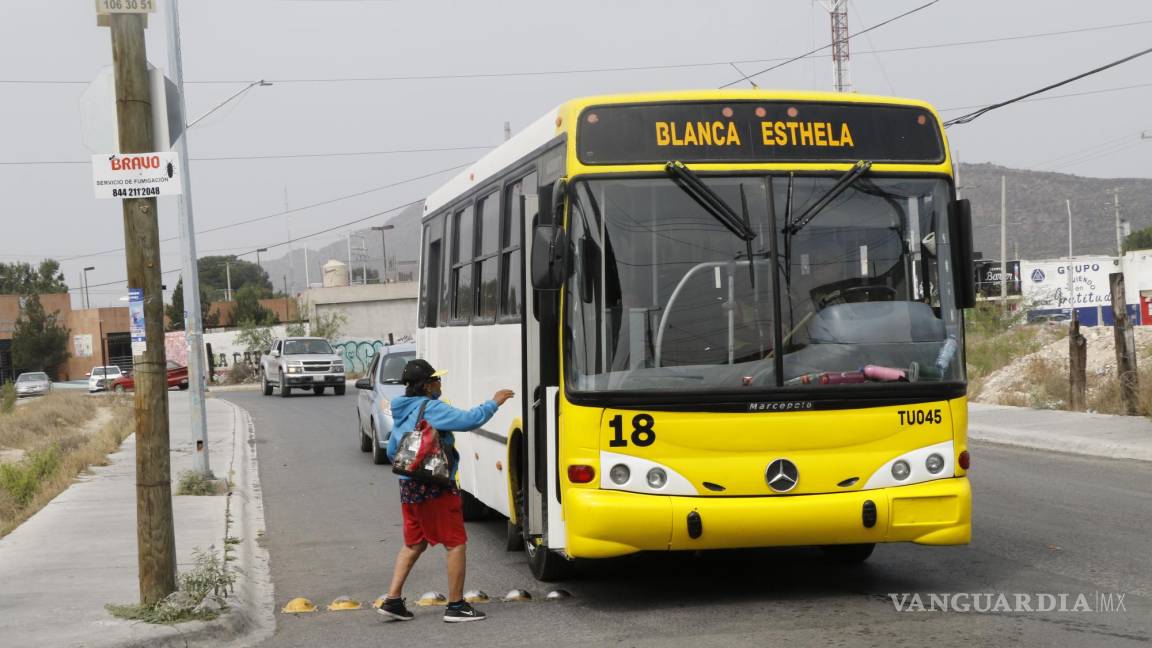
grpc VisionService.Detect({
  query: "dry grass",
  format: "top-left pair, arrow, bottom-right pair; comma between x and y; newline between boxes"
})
0,392 -> 133,537
995,355 -> 1152,416
964,305 -> 1067,396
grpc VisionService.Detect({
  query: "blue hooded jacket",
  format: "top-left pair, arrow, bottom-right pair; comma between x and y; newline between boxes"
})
386,395 -> 498,481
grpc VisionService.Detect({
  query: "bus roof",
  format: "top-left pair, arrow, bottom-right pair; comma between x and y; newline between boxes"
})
423,89 -> 944,215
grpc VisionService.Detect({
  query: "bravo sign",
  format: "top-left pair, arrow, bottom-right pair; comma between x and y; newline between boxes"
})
92,152 -> 182,199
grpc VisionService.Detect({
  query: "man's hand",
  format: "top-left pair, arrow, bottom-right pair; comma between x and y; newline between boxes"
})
492,389 -> 515,406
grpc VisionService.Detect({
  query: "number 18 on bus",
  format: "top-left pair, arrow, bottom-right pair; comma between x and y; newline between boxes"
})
415,90 -> 975,580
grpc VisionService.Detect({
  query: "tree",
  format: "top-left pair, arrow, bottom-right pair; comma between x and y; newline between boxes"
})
11,294 -> 71,378
233,285 -> 278,326
197,256 -> 272,302
166,278 -> 220,331
0,260 -> 68,295
235,321 -> 275,354
1123,226 -> 1152,253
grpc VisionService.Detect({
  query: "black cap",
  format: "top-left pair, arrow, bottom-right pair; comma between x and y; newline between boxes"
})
401,359 -> 445,386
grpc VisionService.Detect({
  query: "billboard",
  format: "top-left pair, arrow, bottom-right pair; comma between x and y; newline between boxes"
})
974,260 -> 1020,298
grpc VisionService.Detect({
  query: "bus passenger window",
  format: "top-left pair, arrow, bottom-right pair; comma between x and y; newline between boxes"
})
475,191 -> 501,322
500,173 -> 534,320
451,205 -> 475,321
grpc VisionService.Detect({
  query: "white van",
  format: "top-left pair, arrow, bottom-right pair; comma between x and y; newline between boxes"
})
87,366 -> 123,393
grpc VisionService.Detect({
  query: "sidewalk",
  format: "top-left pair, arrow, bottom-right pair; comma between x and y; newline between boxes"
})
969,402 -> 1152,462
0,393 -> 273,648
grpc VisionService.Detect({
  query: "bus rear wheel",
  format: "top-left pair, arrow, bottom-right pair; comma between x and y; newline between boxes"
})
525,538 -> 574,582
820,543 -> 875,564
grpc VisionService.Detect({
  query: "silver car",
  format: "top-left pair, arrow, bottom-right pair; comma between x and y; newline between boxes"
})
355,343 -> 416,465
15,372 -> 52,397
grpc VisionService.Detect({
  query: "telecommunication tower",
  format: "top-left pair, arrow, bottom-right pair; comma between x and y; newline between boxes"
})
823,0 -> 852,92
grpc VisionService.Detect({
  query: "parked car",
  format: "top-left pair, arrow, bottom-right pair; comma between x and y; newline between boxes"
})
355,343 -> 416,464
15,372 -> 51,397
260,337 -> 347,397
108,362 -> 189,393
87,366 -> 124,393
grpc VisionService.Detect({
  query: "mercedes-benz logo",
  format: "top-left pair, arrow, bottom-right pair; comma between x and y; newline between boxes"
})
765,458 -> 799,493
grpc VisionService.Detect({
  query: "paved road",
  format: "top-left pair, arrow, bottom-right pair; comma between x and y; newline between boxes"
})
221,391 -> 1152,648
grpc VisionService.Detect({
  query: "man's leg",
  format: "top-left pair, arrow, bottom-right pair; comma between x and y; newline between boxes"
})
446,543 -> 466,602
387,541 -> 427,599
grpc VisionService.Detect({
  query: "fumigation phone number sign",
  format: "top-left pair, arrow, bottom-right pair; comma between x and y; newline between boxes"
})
91,152 -> 182,200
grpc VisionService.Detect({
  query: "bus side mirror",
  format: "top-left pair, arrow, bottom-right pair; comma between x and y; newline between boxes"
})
950,198 -> 976,309
531,225 -> 569,290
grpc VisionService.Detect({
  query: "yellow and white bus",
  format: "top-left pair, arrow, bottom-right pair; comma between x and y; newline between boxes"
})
416,90 -> 975,580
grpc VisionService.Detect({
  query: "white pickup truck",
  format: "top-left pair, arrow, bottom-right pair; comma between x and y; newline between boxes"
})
260,337 -> 347,397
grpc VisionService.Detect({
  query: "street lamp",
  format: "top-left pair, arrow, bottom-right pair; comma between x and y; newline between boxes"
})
371,225 -> 394,283
82,266 -> 95,309
186,80 -> 274,130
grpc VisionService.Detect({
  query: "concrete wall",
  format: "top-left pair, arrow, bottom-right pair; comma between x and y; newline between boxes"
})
303,282 -> 418,342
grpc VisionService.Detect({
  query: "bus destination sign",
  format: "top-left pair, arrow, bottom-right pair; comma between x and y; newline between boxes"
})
576,101 -> 944,165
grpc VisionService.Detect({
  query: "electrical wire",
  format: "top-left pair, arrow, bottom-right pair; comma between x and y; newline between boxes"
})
938,81 -> 1152,113
718,0 -> 940,88
5,17 -> 1152,86
55,161 -> 470,263
944,46 -> 1152,126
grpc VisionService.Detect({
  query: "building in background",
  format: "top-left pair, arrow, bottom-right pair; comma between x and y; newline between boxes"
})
302,281 -> 417,341
0,293 -> 131,382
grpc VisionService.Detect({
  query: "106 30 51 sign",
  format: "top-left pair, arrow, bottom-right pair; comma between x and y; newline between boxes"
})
95,0 -> 156,14
91,152 -> 182,200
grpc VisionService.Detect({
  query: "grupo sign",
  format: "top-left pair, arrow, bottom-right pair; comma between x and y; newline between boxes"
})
1020,256 -> 1120,309
91,152 -> 182,199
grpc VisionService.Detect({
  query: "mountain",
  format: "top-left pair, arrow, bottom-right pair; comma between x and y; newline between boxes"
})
960,163 -> 1152,260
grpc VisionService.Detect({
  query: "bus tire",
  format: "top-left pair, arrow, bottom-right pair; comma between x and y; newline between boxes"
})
821,543 -> 875,563
526,538 -> 573,582
460,489 -> 488,521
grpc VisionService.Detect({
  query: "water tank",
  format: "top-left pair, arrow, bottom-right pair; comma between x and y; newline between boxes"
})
322,260 -> 350,288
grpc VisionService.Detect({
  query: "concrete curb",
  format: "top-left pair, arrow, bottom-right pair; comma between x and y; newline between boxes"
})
114,401 -> 275,648
968,405 -> 1152,463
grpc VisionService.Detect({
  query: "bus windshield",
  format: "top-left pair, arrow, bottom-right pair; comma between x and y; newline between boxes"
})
564,174 -> 962,394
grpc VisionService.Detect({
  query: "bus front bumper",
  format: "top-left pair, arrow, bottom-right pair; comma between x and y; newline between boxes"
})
564,477 -> 970,559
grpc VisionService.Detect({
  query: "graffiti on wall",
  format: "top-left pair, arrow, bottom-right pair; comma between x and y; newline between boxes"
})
333,337 -> 413,374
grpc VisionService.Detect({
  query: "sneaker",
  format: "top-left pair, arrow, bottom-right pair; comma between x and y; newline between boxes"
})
376,597 -> 414,621
443,601 -> 486,623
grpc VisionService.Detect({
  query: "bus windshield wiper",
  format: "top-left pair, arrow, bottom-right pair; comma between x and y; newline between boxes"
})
664,161 -> 757,242
783,160 -> 872,235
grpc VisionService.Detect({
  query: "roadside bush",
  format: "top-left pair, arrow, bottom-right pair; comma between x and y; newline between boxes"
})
225,362 -> 256,385
0,445 -> 61,506
0,382 -> 14,415
107,546 -> 235,624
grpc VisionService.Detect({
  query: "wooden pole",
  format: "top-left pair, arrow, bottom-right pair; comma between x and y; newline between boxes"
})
1069,317 -> 1087,411
1110,272 -> 1140,415
108,12 -> 177,606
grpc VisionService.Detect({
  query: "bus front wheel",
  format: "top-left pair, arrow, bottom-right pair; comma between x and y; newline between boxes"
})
526,538 -> 573,581
820,543 -> 875,564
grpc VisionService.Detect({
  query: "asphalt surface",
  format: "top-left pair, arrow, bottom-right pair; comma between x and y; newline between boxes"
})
221,390 -> 1152,648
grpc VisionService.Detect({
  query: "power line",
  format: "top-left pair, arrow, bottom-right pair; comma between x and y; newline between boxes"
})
57,161 -> 468,262
938,81 -> 1152,113
944,46 -> 1152,126
5,17 -> 1152,86
0,145 -> 493,166
718,0 -> 941,89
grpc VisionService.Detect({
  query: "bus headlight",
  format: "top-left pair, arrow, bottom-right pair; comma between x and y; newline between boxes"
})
609,464 -> 630,485
925,453 -> 945,474
891,460 -> 911,481
646,468 -> 667,489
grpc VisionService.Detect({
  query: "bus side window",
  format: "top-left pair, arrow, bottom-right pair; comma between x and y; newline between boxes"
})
501,172 -> 535,320
450,205 -> 475,322
474,190 -> 501,323
420,216 -> 444,328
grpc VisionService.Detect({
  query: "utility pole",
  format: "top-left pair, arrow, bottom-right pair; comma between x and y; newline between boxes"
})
1000,175 -> 1007,313
1110,272 -> 1140,415
165,0 -> 209,477
304,247 -> 311,289
285,187 -> 294,295
1066,199 -> 1075,320
1114,187 -> 1123,256
225,262 -> 232,301
105,10 -> 177,606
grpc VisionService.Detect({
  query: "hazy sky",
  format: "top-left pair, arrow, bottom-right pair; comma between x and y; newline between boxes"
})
2,0 -> 1151,306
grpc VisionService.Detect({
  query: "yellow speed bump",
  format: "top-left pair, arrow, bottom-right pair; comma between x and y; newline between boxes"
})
463,589 -> 489,603
502,589 -> 532,602
416,591 -> 448,606
327,596 -> 362,611
281,597 -> 317,614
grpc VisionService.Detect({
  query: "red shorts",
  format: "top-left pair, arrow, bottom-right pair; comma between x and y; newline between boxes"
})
401,492 -> 468,547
